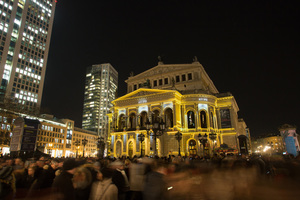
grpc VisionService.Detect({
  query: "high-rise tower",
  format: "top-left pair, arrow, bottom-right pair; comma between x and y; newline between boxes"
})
82,63 -> 118,137
0,0 -> 56,113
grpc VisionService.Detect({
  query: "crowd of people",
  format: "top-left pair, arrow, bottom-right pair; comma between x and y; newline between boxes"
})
1,153 -> 300,200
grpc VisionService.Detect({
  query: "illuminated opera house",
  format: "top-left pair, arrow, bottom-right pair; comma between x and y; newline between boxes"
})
107,58 -> 250,157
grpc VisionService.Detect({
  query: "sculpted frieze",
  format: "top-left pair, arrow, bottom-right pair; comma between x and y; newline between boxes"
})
182,95 -> 216,104
115,92 -> 176,107
130,91 -> 158,98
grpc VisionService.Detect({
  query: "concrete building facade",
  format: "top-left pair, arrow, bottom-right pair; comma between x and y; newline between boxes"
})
82,63 -> 118,138
0,0 -> 56,113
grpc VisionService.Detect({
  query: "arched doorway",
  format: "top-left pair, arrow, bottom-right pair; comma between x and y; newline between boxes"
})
238,135 -> 249,154
116,141 -> 122,157
188,139 -> 197,156
128,141 -> 133,158
165,108 -> 173,128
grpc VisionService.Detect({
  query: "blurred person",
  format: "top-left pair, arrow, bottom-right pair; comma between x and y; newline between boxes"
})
129,158 -> 146,200
111,160 -> 130,200
52,158 -> 79,200
143,160 -> 168,200
89,167 -> 118,200
0,164 -> 15,199
73,166 -> 93,200
5,158 -> 14,167
14,158 -> 24,170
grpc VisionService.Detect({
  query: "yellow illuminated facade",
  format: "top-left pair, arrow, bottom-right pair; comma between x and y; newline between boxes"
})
108,59 -> 250,157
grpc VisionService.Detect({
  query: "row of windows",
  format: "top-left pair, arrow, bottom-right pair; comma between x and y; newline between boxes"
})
38,131 -> 64,138
37,136 -> 62,143
134,73 -> 193,90
37,143 -> 63,149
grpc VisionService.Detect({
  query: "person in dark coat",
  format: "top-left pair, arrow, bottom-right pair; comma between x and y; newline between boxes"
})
110,160 -> 130,200
26,159 -> 54,198
52,158 -> 79,200
143,160 -> 168,200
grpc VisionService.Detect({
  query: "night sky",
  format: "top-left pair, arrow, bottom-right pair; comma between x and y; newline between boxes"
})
41,0 -> 300,137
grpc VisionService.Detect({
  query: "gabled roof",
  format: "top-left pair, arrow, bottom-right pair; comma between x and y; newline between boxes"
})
112,88 -> 181,104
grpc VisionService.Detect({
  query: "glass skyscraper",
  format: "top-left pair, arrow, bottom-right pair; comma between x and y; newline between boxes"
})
82,63 -> 118,137
0,0 -> 56,113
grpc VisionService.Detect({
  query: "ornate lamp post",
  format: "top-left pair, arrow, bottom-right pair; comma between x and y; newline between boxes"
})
74,140 -> 80,158
175,131 -> 182,156
138,133 -> 145,157
82,138 -> 88,157
198,133 -> 208,156
145,118 -> 166,157
97,136 -> 104,158
209,132 -> 217,154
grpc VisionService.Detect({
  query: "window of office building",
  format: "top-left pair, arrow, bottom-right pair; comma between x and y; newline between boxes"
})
188,73 -> 192,80
153,80 -> 157,87
176,75 -> 180,82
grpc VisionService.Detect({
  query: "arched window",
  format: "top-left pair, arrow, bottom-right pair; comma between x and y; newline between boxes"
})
129,113 -> 136,130
210,112 -> 214,128
165,108 -> 173,128
118,114 -> 126,130
187,111 -> 195,128
140,112 -> 148,129
152,110 -> 160,123
200,111 -> 207,128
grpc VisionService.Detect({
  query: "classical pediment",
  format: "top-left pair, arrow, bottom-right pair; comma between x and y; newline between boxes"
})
113,88 -> 179,103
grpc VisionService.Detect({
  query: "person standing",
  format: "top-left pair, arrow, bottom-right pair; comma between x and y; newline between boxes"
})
52,158 -> 79,200
110,160 -> 130,200
89,167 -> 118,200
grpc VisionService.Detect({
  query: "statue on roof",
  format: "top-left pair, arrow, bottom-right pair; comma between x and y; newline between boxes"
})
193,56 -> 198,62
158,56 -> 164,65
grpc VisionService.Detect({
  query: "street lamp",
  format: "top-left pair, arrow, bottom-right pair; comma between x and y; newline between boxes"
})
198,133 -> 208,157
138,133 -> 145,157
82,138 -> 88,157
209,132 -> 217,154
175,131 -> 182,156
97,136 -> 104,158
145,118 -> 166,157
74,140 -> 80,158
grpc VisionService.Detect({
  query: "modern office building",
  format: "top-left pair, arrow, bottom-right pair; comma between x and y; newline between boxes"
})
0,0 -> 56,113
1,109 -> 98,157
108,58 -> 251,157
82,63 -> 118,138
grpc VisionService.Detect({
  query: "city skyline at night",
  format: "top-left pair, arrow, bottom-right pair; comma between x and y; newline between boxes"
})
41,0 -> 299,137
